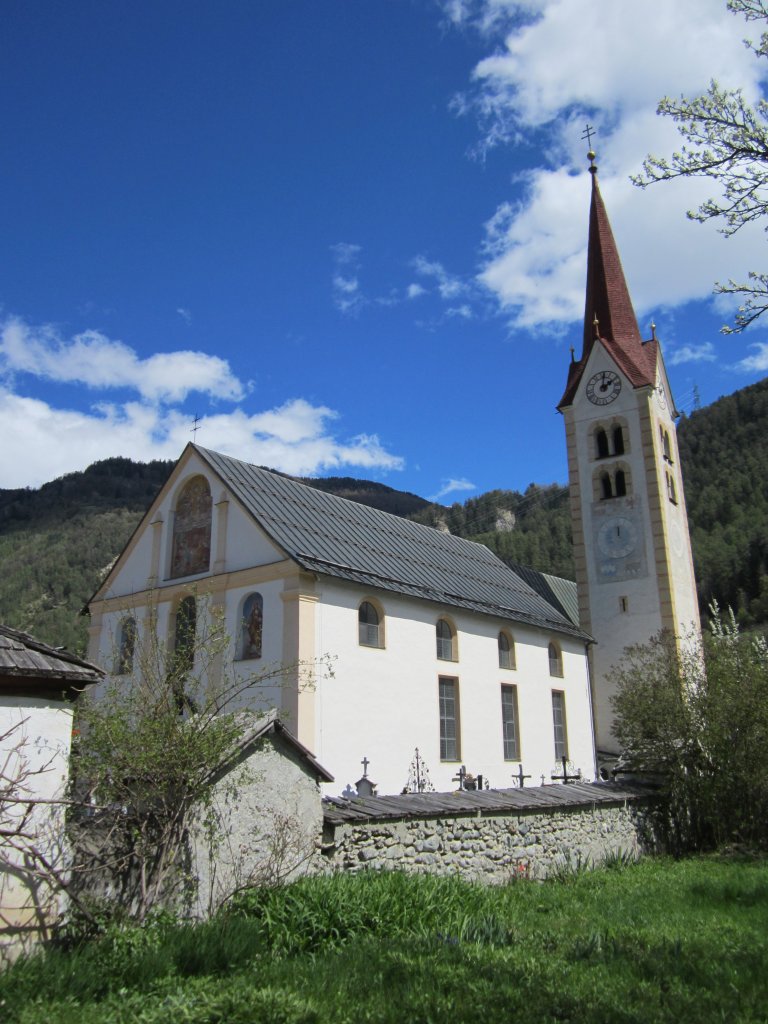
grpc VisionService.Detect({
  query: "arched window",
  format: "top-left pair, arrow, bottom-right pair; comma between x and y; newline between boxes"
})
615,469 -> 627,497
595,428 -> 609,459
114,617 -> 136,675
358,601 -> 382,648
498,631 -> 516,670
170,476 -> 212,579
171,596 -> 197,712
436,619 -> 456,661
660,426 -> 673,463
548,641 -> 563,678
667,471 -> 677,504
600,472 -> 613,500
612,425 -> 625,455
240,592 -> 264,660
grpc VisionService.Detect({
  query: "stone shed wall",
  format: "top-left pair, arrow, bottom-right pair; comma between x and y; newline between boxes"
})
323,785 -> 657,881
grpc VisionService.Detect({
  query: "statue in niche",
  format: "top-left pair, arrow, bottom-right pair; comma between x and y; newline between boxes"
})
240,592 -> 263,660
170,476 -> 212,579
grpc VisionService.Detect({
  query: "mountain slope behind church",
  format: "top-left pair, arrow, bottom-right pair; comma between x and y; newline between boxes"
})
1,375 -> 766,651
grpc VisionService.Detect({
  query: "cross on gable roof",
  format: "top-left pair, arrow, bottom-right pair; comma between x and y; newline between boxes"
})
194,445 -> 589,641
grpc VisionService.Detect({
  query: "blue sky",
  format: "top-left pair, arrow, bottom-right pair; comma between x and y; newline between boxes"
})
2,0 -> 767,498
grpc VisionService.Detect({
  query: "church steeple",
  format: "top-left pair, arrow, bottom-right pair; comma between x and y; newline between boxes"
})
559,145 -> 701,763
559,153 -> 655,410
582,159 -> 642,358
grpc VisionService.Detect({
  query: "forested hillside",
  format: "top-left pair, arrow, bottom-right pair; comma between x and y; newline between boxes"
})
1,377 -> 766,652
677,376 -> 768,627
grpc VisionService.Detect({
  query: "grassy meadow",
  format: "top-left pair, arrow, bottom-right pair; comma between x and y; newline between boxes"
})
1,856 -> 766,1024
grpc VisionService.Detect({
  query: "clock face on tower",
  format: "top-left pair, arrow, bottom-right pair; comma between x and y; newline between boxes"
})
597,516 -> 637,559
586,370 -> 622,406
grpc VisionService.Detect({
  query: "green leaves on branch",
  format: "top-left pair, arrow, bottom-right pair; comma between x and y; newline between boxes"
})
610,607 -> 768,850
633,1 -> 768,332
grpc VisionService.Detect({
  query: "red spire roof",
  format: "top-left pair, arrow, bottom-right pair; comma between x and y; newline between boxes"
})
558,165 -> 657,409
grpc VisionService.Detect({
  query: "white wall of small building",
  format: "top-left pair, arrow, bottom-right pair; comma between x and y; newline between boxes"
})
0,697 -> 75,958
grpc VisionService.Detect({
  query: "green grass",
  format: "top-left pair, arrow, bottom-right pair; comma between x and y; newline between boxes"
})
1,856 -> 766,1023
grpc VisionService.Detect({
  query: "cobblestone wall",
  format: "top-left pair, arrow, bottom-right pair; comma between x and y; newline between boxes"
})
323,797 -> 654,881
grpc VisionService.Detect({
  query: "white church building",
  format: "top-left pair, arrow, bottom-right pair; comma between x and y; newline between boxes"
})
86,154 -> 699,793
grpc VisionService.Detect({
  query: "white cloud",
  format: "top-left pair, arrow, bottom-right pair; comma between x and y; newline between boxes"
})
412,255 -> 468,300
0,318 -> 244,403
407,283 -> 426,300
430,477 -> 476,501
0,389 -> 404,488
668,343 -> 717,366
735,342 -> 768,373
176,307 -> 192,325
448,0 -> 768,331
331,243 -> 367,315
446,305 -> 473,320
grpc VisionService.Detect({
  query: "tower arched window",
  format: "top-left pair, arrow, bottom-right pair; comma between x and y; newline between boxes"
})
114,617 -> 136,675
595,429 -> 609,459
600,472 -> 612,500
170,476 -> 212,579
359,601 -> 383,648
667,471 -> 677,505
548,641 -> 563,678
660,426 -> 673,463
239,592 -> 264,660
498,631 -> 516,670
436,619 -> 456,661
615,469 -> 627,497
612,425 -> 625,455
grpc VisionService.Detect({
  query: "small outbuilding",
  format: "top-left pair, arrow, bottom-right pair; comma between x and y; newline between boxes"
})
0,625 -> 102,958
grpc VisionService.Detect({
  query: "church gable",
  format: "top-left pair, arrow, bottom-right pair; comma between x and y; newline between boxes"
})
90,445 -> 288,605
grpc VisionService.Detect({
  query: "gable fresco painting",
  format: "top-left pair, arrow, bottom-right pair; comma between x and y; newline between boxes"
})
170,475 -> 212,578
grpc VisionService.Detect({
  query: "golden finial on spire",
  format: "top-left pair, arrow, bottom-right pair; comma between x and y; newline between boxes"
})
569,345 -> 575,363
581,123 -> 597,174
592,312 -> 600,339
651,321 -> 657,340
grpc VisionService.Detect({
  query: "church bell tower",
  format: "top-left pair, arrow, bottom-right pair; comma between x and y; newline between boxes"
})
558,151 -> 700,759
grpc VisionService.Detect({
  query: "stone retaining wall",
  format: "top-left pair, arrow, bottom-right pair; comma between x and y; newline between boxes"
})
322,783 -> 657,881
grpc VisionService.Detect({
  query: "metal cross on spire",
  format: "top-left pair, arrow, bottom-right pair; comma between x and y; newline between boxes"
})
191,414 -> 201,441
581,123 -> 598,172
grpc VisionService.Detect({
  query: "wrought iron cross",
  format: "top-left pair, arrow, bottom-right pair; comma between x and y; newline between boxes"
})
513,764 -> 532,788
361,756 -> 370,778
551,756 -> 582,785
581,123 -> 596,149
452,765 -> 467,790
191,414 -> 201,440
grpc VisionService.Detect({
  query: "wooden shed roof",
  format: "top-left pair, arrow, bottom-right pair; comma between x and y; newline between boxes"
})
0,624 -> 103,697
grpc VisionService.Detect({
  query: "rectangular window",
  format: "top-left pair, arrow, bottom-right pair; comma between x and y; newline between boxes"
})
552,690 -> 568,760
439,676 -> 460,761
501,685 -> 520,760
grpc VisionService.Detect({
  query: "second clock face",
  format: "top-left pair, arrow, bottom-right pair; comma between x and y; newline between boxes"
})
586,370 -> 621,405
597,516 -> 637,559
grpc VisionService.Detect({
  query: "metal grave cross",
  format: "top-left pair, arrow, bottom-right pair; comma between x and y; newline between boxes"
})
452,765 -> 467,790
551,756 -> 582,785
361,756 -> 370,779
512,764 -> 532,788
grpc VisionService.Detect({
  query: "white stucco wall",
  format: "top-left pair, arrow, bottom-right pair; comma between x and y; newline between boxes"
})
311,580 -> 595,797
0,697 -> 74,958
190,732 -> 325,917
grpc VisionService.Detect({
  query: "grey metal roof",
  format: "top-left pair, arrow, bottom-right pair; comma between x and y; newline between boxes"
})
195,445 -> 589,640
0,624 -> 103,694
506,562 -> 580,628
323,780 -> 655,826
